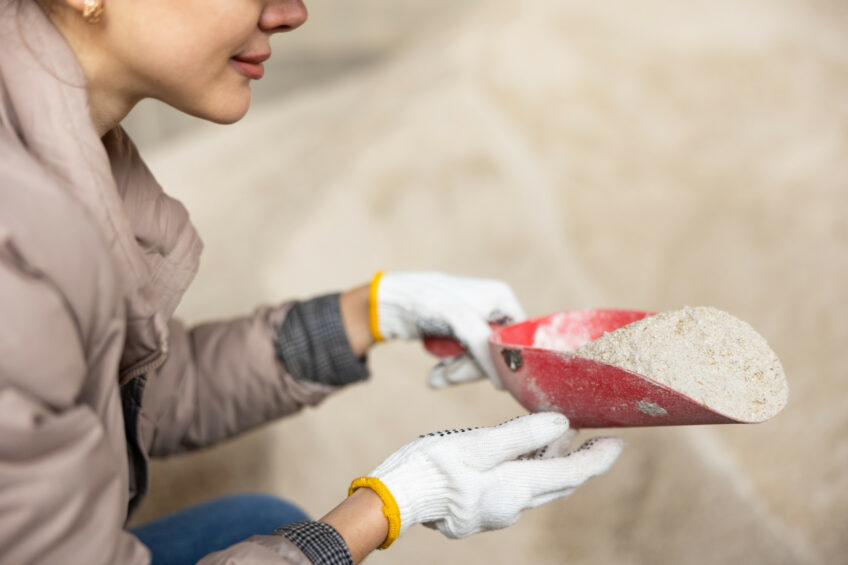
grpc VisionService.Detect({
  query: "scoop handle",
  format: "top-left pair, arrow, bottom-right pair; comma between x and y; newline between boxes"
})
422,322 -> 504,358
423,336 -> 467,358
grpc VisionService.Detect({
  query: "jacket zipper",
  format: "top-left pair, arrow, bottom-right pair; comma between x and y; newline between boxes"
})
118,341 -> 169,385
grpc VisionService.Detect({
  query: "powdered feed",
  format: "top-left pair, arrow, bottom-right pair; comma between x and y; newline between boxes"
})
534,306 -> 788,421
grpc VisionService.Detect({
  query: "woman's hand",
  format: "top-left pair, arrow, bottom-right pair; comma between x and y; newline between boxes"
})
342,413 -> 622,550
369,271 -> 526,388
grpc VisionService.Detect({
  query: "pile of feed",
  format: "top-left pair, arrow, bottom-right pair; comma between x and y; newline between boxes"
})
548,306 -> 788,421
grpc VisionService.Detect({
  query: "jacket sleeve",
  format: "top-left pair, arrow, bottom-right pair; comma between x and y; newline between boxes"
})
0,238 -> 150,565
197,523 -> 354,565
142,294 -> 370,456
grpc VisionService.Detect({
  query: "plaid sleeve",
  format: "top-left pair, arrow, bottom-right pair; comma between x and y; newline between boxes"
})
274,293 -> 370,387
272,521 -> 353,565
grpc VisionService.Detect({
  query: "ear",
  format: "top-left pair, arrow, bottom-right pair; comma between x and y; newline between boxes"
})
55,0 -> 104,21
57,0 -> 87,14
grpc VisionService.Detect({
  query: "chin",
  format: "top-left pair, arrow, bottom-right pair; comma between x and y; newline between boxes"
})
210,110 -> 249,124
185,88 -> 252,125
209,97 -> 251,124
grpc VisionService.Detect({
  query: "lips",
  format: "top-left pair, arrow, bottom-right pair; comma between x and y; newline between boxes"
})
230,52 -> 270,80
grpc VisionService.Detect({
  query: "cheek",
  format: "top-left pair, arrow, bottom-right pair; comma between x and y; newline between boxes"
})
112,28 -> 218,95
113,0 -> 249,87
145,27 -> 232,84
118,25 -> 252,121
107,0 -> 259,122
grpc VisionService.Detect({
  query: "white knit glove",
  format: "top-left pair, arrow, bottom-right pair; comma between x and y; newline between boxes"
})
349,413 -> 623,546
370,271 -> 526,388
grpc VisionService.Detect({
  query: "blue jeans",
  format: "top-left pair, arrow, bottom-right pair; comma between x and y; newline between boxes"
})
131,493 -> 310,565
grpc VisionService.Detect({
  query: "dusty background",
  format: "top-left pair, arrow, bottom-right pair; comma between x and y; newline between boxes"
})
124,0 -> 848,563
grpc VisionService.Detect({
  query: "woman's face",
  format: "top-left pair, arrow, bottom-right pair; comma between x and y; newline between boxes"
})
101,0 -> 307,123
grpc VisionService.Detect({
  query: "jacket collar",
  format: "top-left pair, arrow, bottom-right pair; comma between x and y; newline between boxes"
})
0,0 -> 203,380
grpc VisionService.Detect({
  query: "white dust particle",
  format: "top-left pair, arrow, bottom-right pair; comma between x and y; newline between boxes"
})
636,400 -> 668,417
545,306 -> 788,422
532,311 -> 597,352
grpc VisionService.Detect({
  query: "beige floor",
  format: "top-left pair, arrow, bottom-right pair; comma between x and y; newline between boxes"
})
124,1 -> 848,563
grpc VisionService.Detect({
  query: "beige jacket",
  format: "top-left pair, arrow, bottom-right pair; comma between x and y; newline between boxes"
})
0,1 -> 349,563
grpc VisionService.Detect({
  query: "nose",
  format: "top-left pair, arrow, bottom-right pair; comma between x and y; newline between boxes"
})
259,0 -> 308,34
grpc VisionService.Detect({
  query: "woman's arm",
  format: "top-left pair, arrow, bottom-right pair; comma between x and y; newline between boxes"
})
319,488 -> 388,564
342,272 -> 527,388
315,413 -> 624,564
339,284 -> 375,358
143,285 -> 375,457
324,285 -> 385,562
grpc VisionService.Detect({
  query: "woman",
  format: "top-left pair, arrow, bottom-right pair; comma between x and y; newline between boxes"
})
0,0 -> 624,563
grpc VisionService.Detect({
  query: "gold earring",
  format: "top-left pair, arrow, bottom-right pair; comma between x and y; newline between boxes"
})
82,0 -> 103,23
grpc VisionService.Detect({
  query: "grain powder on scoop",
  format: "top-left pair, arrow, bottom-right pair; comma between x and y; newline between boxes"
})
566,306 -> 788,421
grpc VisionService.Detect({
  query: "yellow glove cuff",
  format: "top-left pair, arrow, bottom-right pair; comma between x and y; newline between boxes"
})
348,476 -> 400,550
368,271 -> 385,342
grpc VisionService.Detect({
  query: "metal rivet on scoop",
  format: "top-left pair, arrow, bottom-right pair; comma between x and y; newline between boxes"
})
502,349 -> 523,371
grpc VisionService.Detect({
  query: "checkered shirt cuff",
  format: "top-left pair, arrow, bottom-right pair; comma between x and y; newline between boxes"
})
272,520 -> 353,565
274,293 -> 370,387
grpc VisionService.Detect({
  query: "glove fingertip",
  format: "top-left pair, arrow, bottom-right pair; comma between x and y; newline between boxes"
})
537,428 -> 578,459
427,357 -> 487,388
492,412 -> 571,461
427,367 -> 450,389
572,436 -> 625,472
528,411 -> 570,430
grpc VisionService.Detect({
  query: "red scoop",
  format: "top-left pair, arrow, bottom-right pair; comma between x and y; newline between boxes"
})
424,309 -> 745,428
